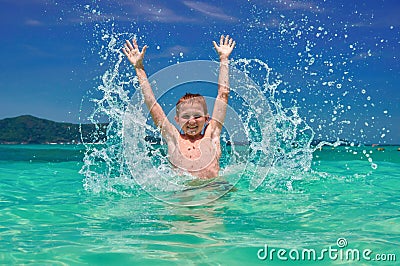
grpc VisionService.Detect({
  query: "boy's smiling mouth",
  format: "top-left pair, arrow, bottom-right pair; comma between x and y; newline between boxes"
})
186,125 -> 199,134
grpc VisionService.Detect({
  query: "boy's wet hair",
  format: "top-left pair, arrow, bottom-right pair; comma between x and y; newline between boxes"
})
176,93 -> 208,114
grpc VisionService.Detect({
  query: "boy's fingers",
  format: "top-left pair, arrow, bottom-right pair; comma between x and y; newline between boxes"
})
225,35 -> 230,45
212,41 -> 218,50
141,45 -> 148,54
133,38 -> 139,49
126,40 -> 134,50
220,35 -> 224,45
122,47 -> 128,56
231,41 -> 236,48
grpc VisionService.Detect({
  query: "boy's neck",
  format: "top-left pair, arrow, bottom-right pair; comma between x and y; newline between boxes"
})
180,133 -> 203,142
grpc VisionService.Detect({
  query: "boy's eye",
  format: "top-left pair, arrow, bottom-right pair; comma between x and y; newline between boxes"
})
181,114 -> 203,119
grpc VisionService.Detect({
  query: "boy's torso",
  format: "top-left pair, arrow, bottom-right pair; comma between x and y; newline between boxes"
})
167,127 -> 221,179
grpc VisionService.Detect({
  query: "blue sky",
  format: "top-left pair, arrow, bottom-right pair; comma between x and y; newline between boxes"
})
0,0 -> 399,143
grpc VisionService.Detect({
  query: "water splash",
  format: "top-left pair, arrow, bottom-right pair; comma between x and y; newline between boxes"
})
75,2 -> 385,199
79,29 -> 320,199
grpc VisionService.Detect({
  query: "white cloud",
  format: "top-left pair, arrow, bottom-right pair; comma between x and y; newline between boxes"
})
25,19 -> 44,26
21,44 -> 54,58
252,0 -> 324,13
182,1 -> 237,22
276,0 -> 323,12
123,2 -> 197,23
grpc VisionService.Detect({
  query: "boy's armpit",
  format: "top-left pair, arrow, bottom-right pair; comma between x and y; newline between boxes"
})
160,121 -> 179,143
207,119 -> 223,138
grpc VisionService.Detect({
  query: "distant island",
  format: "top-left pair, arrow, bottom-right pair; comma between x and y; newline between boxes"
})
1,115 -> 397,146
0,115 -> 107,144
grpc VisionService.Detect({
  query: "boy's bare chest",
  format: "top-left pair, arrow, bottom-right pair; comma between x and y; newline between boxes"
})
178,138 -> 215,159
168,135 -> 220,173
165,129 -> 222,177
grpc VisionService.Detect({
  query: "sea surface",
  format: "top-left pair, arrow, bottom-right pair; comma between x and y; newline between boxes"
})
0,144 -> 399,265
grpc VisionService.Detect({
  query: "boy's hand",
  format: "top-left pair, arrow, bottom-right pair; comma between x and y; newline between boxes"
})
213,35 -> 235,61
122,39 -> 147,69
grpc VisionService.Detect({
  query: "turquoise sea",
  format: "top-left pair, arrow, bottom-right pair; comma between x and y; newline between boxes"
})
0,144 -> 399,265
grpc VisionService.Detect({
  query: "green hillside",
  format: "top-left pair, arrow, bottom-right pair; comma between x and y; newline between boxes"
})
0,115 -> 107,144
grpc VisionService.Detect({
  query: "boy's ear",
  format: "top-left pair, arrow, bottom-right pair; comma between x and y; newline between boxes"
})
174,116 -> 179,123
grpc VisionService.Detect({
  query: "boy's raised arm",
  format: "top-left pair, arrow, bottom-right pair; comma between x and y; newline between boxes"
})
122,39 -> 176,140
211,35 -> 236,132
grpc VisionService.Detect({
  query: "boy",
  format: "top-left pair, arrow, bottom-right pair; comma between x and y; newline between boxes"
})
122,35 -> 235,179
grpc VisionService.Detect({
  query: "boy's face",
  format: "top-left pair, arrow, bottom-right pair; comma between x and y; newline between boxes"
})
175,102 -> 209,137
